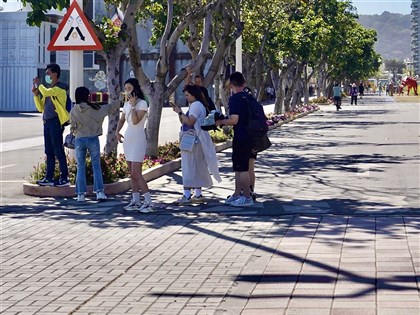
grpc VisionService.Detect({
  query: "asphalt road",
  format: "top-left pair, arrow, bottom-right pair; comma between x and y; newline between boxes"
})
0,107 -> 188,204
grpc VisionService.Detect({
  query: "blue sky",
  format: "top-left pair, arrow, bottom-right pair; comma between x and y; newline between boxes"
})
351,0 -> 412,15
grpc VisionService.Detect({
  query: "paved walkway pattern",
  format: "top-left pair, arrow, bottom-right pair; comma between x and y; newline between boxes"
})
1,96 -> 419,314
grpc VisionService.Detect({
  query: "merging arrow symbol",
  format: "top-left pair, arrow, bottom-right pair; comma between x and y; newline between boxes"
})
75,27 -> 85,41
64,27 -> 74,41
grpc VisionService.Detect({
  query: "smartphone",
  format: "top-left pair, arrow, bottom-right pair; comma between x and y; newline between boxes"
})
120,92 -> 128,101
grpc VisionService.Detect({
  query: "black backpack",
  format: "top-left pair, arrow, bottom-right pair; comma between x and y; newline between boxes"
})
241,94 -> 268,137
241,94 -> 271,153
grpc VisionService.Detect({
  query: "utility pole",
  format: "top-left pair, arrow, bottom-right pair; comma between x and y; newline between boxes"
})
69,0 -> 84,102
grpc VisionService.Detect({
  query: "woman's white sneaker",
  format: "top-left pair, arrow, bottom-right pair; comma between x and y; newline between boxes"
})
96,191 -> 107,201
76,193 -> 86,202
124,200 -> 141,211
138,202 -> 154,213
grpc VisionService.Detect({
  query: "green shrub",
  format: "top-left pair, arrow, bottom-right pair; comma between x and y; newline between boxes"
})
310,96 -> 330,104
29,153 -> 129,185
29,144 -> 182,185
209,126 -> 233,143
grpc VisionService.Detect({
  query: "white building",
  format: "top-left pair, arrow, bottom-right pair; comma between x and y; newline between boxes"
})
0,0 -> 201,111
0,0 -> 110,111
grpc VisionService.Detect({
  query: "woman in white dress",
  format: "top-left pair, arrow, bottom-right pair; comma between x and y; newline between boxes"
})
116,78 -> 153,213
172,84 -> 221,205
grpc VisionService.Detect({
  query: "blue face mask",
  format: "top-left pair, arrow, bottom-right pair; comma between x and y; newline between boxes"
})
45,75 -> 52,84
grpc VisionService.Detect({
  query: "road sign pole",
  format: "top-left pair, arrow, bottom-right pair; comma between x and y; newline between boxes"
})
69,0 -> 84,102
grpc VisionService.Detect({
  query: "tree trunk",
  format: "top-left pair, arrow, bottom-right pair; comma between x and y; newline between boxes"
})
146,86 -> 166,157
284,61 -> 303,112
272,69 -> 283,114
104,53 -> 122,156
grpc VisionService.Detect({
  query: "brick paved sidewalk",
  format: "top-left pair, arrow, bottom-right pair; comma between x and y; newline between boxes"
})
2,97 -> 419,314
1,211 -> 419,314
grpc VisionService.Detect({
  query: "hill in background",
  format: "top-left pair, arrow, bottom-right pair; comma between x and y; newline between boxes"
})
358,11 -> 411,61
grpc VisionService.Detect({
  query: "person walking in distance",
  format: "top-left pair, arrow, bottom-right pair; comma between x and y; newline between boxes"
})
32,63 -> 69,187
185,66 -> 216,112
215,72 -> 255,207
350,83 -> 358,105
332,83 -> 342,111
116,78 -> 154,213
358,82 -> 365,99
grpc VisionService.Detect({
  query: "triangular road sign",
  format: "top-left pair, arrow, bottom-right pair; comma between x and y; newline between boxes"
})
48,0 -> 103,51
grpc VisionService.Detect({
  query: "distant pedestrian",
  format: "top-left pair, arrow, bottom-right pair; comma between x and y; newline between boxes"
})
70,86 -> 120,202
116,78 -> 154,213
358,82 -> 364,99
185,66 -> 216,112
388,82 -> 394,96
350,83 -> 358,105
32,63 -> 70,187
332,83 -> 342,111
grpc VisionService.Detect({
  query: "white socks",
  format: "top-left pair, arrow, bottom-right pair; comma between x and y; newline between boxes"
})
133,192 -> 141,203
143,192 -> 152,204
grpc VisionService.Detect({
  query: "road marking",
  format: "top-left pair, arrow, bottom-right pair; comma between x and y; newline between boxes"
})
0,136 -> 44,153
0,164 -> 16,170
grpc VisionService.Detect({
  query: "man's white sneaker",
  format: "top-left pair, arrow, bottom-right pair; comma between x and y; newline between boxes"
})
96,191 -> 107,201
225,194 -> 241,205
230,196 -> 254,207
138,202 -> 154,213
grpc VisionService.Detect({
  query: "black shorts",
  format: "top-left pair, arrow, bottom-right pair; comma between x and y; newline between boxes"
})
232,140 -> 253,172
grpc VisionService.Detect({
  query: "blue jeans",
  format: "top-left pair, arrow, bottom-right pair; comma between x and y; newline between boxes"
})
75,136 -> 104,194
43,117 -> 68,181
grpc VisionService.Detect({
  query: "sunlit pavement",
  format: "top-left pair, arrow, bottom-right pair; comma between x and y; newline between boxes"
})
1,95 -> 419,314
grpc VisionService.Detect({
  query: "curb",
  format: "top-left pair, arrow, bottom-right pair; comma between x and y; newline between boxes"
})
23,109 -> 316,198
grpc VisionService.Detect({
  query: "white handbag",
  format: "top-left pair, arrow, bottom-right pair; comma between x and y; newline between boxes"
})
179,129 -> 198,152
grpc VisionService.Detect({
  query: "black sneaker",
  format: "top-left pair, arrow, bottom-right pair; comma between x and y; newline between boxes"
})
37,178 -> 55,186
55,179 -> 70,187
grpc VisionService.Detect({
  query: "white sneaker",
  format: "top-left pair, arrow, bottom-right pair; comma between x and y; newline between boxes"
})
138,202 -> 154,213
124,200 -> 141,211
225,194 -> 240,205
76,193 -> 86,202
96,191 -> 107,201
230,196 -> 254,207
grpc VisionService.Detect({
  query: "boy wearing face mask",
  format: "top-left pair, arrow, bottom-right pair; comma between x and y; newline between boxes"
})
32,63 -> 70,187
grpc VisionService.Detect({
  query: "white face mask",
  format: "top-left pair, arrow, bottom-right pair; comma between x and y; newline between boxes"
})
45,75 -> 52,84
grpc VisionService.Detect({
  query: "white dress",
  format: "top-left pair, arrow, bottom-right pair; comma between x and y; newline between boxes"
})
122,99 -> 148,162
181,101 -> 213,188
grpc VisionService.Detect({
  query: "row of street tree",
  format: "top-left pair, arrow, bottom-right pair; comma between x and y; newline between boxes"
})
15,0 -> 381,156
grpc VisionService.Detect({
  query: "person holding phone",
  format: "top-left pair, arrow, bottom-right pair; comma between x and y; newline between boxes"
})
115,78 -> 154,213
172,85 -> 221,205
70,86 -> 121,201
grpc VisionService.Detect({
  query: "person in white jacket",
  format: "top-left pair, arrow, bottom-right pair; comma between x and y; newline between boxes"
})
172,84 -> 221,205
70,86 -> 120,202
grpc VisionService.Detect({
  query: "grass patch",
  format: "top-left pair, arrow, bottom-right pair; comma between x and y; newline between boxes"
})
393,95 -> 420,103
